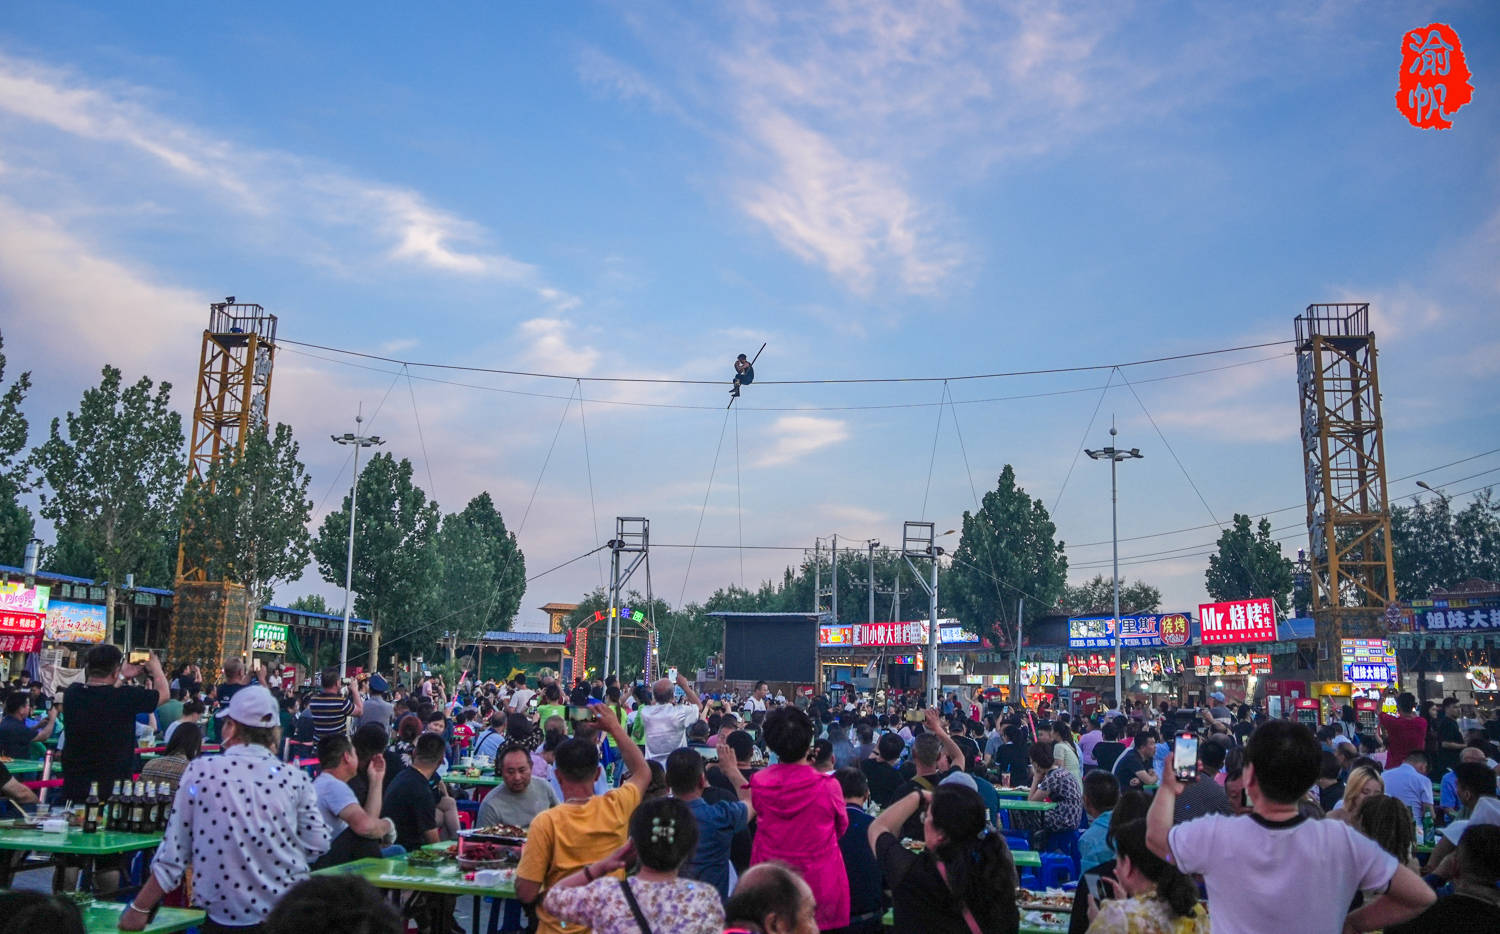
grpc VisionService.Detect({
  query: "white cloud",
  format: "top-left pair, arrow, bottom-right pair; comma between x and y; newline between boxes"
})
517,318 -> 602,376
753,415 -> 850,467
0,52 -> 561,293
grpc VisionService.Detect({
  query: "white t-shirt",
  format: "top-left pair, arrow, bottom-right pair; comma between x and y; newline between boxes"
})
313,771 -> 359,840
1169,812 -> 1397,934
1439,795 -> 1500,845
742,696 -> 768,718
639,703 -> 700,763
507,688 -> 536,713
1380,763 -> 1434,826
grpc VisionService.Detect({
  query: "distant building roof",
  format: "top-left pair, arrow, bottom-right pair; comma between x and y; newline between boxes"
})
539,602 -> 579,612
707,611 -> 831,619
473,631 -> 568,646
261,604 -> 371,626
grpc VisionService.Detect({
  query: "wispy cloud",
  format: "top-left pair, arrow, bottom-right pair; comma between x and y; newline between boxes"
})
0,53 -> 568,300
754,415 -> 850,467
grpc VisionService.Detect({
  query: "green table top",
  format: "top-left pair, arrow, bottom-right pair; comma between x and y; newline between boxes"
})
443,773 -> 504,787
4,759 -> 59,777
994,799 -> 1058,812
0,827 -> 163,855
80,903 -> 204,934
996,787 -> 1029,797
1012,849 -> 1041,867
313,857 -> 517,899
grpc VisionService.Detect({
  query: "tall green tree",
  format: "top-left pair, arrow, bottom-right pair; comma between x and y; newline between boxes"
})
287,593 -> 333,615
946,465 -> 1068,644
1391,490 -> 1500,600
179,421 -> 314,610
1062,575 -> 1163,615
31,365 -> 186,631
425,492 -> 526,651
312,452 -> 439,669
1205,513 -> 1295,615
0,333 -> 33,566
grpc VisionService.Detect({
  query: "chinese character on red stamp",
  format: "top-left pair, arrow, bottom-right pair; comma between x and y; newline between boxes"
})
1397,23 -> 1473,129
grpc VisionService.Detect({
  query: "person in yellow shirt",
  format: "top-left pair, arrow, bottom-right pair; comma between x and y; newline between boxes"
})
516,702 -> 651,934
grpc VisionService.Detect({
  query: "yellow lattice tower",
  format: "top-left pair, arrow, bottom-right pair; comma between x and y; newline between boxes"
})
169,301 -> 277,671
1295,303 -> 1397,679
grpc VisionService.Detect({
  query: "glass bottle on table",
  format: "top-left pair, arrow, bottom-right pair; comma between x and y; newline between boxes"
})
142,781 -> 159,831
83,782 -> 101,834
104,780 -> 124,831
128,781 -> 146,834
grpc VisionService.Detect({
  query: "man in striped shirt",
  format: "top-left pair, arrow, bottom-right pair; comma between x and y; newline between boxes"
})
308,667 -> 364,740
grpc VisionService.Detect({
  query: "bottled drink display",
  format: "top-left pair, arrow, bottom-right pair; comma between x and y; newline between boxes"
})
143,781 -> 161,831
83,782 -> 101,834
155,783 -> 173,832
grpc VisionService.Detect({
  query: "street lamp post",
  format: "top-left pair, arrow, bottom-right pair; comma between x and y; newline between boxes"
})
332,414 -> 384,678
1086,425 -> 1143,709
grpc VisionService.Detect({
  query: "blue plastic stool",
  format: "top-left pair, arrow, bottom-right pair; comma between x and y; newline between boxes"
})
457,799 -> 481,816
1003,832 -> 1029,854
1039,852 -> 1075,888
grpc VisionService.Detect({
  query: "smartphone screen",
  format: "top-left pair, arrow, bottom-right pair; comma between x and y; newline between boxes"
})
1083,872 -> 1105,900
128,650 -> 150,664
1173,732 -> 1199,782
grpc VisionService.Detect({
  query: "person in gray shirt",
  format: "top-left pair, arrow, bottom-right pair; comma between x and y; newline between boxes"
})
477,744 -> 560,830
358,674 -> 395,731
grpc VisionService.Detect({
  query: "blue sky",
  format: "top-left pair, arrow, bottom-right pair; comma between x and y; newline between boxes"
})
2,1 -> 1497,630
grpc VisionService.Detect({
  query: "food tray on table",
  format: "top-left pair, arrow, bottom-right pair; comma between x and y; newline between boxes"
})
1017,889 -> 1073,912
460,823 -> 528,846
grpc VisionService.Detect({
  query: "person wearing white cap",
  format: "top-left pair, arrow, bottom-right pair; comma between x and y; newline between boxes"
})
120,685 -> 331,933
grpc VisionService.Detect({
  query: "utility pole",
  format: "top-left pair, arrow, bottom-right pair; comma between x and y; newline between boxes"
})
332,411 -> 384,678
867,540 -> 879,625
1086,422 -> 1144,709
1015,596 -> 1024,704
830,533 -> 838,624
813,538 -> 821,614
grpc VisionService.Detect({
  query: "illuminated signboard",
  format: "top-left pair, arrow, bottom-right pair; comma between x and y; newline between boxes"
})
818,620 -> 975,648
0,583 -> 47,652
1341,638 -> 1398,685
1197,598 -> 1277,645
1067,612 -> 1195,648
252,621 -> 288,654
1191,653 -> 1272,676
44,601 -> 107,644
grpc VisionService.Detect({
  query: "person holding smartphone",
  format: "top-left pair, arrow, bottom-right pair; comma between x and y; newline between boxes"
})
1169,734 -> 1232,825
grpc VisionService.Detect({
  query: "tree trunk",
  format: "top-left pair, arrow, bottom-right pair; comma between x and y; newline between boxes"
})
369,611 -> 382,676
107,581 -> 123,650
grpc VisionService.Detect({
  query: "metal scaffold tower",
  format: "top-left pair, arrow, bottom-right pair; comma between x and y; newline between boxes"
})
604,517 -> 655,682
170,300 -> 278,670
1295,303 -> 1396,676
901,521 -> 941,707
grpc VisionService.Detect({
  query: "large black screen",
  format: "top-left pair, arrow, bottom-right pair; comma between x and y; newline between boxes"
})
721,614 -> 817,683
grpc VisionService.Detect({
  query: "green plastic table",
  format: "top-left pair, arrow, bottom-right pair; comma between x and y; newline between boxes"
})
4,759 -> 59,777
314,856 -> 516,934
994,799 -> 1058,813
0,827 -> 163,892
443,773 -> 504,788
80,902 -> 204,934
996,786 -> 1029,797
1012,849 -> 1041,868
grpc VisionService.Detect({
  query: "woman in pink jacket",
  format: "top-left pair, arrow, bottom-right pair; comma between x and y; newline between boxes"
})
749,705 -> 850,930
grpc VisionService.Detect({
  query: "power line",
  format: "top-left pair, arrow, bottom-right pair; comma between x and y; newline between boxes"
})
278,335 -> 1295,387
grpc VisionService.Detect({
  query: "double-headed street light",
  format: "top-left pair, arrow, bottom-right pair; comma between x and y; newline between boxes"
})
332,414 -> 384,677
1086,425 -> 1144,709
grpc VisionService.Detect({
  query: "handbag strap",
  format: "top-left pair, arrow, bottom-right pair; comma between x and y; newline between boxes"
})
935,861 -> 983,934
618,878 -> 654,934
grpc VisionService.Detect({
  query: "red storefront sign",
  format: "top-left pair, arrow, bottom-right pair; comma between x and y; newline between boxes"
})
1197,597 -> 1277,645
0,609 -> 45,653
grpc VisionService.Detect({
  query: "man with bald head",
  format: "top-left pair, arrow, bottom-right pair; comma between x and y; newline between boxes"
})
1440,746 -> 1497,819
724,862 -> 819,934
639,672 -> 701,764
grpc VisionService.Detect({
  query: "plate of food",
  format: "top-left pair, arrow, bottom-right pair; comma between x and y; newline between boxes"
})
1021,910 -> 1068,932
463,823 -> 528,846
455,841 -> 518,870
898,838 -> 926,853
404,848 -> 451,868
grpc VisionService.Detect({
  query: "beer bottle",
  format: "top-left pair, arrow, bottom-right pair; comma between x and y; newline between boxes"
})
128,781 -> 146,834
83,782 -> 101,834
155,783 -> 173,832
105,780 -> 124,831
142,781 -> 159,831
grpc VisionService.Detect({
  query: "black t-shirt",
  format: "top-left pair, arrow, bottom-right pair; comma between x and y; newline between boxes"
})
993,742 -> 1032,789
1113,748 -> 1150,787
1386,892 -> 1500,934
861,759 -> 905,808
1091,741 -> 1126,773
875,831 -> 1018,934
0,717 -> 37,758
1318,780 -> 1345,812
891,769 -> 957,839
1434,715 -> 1464,774
381,766 -> 438,851
60,682 -> 158,802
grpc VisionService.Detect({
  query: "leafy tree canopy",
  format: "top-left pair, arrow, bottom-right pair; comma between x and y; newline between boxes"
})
1205,513 -> 1294,616
1391,489 -> 1500,600
0,332 -> 33,566
1062,574 -> 1163,615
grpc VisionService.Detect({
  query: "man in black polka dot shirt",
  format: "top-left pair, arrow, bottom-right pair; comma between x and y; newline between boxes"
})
120,685 -> 330,933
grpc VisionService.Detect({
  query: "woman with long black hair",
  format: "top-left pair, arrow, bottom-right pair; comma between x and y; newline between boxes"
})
1084,818 -> 1208,933
868,783 -> 1020,933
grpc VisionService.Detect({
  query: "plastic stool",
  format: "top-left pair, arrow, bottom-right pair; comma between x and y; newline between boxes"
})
1003,833 -> 1029,854
1039,852 -> 1074,889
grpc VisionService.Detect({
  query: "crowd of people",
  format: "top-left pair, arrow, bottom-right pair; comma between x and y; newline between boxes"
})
1,648 -> 1498,933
